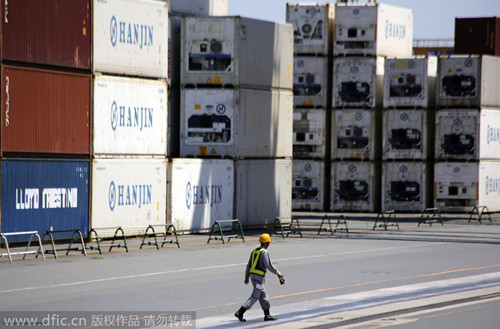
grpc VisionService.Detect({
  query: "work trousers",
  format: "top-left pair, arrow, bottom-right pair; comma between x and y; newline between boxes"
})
243,277 -> 270,311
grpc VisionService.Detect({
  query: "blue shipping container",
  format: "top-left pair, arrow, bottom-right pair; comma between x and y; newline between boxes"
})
1,159 -> 89,242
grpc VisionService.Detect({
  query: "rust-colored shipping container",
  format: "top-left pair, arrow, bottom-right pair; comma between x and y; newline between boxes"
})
1,0 -> 91,70
1,65 -> 92,156
455,17 -> 500,56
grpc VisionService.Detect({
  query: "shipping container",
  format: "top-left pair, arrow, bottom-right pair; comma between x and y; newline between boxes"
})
332,109 -> 381,160
1,159 -> 90,242
91,158 -> 167,237
181,16 -> 293,89
383,57 -> 438,108
180,88 -> 293,158
293,109 -> 326,159
383,109 -> 433,160
0,0 -> 91,70
93,0 -> 169,78
1,65 -> 91,156
331,160 -> 380,212
437,55 -> 500,108
286,3 -> 335,55
455,17 -> 500,56
93,75 -> 168,156
434,161 -> 478,212
334,2 -> 413,57
332,56 -> 385,108
168,86 -> 181,158
169,14 -> 182,88
293,56 -> 329,108
235,159 -> 292,228
382,161 -> 429,212
167,158 -> 233,232
169,0 -> 228,16
292,160 -> 324,211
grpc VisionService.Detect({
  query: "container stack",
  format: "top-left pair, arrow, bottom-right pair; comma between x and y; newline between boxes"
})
287,3 -> 335,211
330,0 -> 414,212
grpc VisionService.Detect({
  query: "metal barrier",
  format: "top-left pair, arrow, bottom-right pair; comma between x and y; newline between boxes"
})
87,227 -> 128,254
468,206 -> 492,224
0,231 -> 45,263
418,208 -> 443,227
39,229 -> 87,259
271,215 -> 349,238
271,217 -> 302,238
328,214 -> 349,235
373,210 -> 399,230
207,220 -> 245,244
140,224 -> 180,249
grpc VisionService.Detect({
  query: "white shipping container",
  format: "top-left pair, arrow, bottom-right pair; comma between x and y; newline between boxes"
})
168,158 -> 233,232
382,161 -> 428,212
383,57 -> 438,108
333,56 -> 385,108
93,0 -> 169,78
235,159 -> 292,228
437,55 -> 500,108
91,158 -> 167,237
293,56 -> 329,108
478,161 -> 500,212
181,16 -> 293,89
331,161 -> 380,212
180,88 -> 293,158
293,109 -> 326,159
169,0 -> 228,16
434,162 -> 478,212
292,160 -> 324,211
286,3 -> 335,55
334,3 -> 413,57
93,75 -> 168,156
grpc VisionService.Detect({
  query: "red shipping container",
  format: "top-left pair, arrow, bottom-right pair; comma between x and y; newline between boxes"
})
455,17 -> 500,56
1,65 -> 92,156
1,0 -> 91,70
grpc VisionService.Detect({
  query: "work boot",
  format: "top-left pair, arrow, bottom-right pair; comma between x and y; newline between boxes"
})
234,306 -> 247,322
264,309 -> 277,321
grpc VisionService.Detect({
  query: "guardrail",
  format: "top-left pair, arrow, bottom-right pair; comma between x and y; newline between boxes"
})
271,214 -> 349,238
418,208 -> 443,227
271,217 -> 302,239
140,224 -> 180,249
468,206 -> 492,224
207,220 -> 245,244
40,229 -> 87,259
87,227 -> 128,254
0,231 -> 45,263
373,210 -> 399,231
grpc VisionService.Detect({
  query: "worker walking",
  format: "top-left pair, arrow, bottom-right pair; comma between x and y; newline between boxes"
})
234,233 -> 285,322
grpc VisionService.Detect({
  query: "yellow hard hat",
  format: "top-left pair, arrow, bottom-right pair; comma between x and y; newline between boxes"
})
259,233 -> 271,243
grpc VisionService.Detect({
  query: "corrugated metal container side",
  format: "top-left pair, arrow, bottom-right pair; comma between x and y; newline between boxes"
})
331,160 -> 381,212
286,3 -> 335,55
181,16 -> 293,89
454,17 -> 500,56
383,57 -> 438,108
292,160 -> 324,211
235,159 -> 292,228
293,56 -> 329,108
437,55 -> 500,108
383,109 -> 432,160
1,0 -> 91,69
168,158 -> 233,232
478,160 -> 500,212
1,159 -> 90,242
93,74 -> 168,156
434,162 -> 479,212
169,0 -> 228,16
180,88 -> 293,158
93,0 -> 169,78
382,161 -> 429,212
293,109 -> 326,159
334,3 -> 413,57
333,56 -> 385,109
1,65 -> 92,156
332,109 -> 381,161
91,158 -> 167,237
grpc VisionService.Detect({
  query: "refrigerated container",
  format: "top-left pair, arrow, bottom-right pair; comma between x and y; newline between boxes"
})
180,88 -> 293,158
235,159 -> 292,228
286,3 -> 335,55
169,0 -> 228,16
1,159 -> 90,242
93,0 -> 169,78
383,57 -> 438,108
333,56 -> 385,108
331,161 -> 380,212
93,75 -> 168,156
1,65 -> 92,156
168,158 -> 233,232
293,56 -> 329,108
455,17 -> 500,56
437,55 -> 500,108
292,160 -> 324,211
334,2 -> 413,57
293,109 -> 326,159
91,158 -> 167,237
181,16 -> 293,89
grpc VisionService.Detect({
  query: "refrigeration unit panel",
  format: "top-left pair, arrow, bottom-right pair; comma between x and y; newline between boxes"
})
293,56 -> 329,108
293,109 -> 326,159
382,161 -> 427,212
292,160 -> 324,211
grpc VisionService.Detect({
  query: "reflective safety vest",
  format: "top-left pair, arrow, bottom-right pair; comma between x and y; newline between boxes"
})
249,247 -> 267,276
